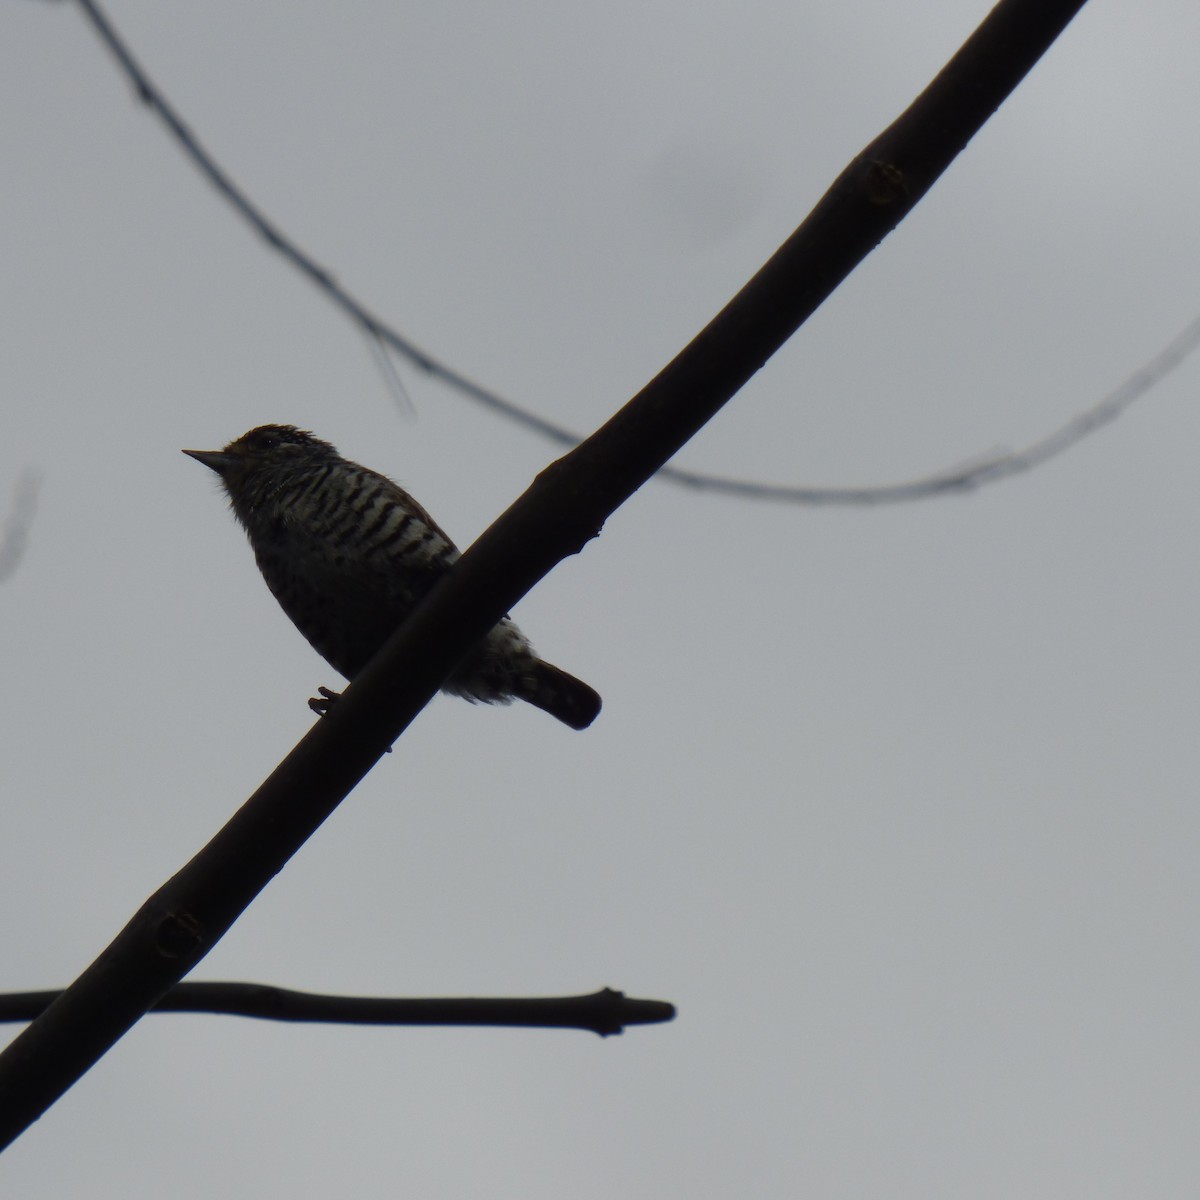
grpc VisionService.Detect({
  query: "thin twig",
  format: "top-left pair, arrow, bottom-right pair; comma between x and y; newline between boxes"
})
0,470 -> 40,584
363,325 -> 417,419
689,309 -> 1200,504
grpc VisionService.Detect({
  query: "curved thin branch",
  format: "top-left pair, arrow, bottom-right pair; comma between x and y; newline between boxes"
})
70,0 -> 598,450
0,984 -> 673,1038
683,310 -> 1200,504
67,0 -> 1174,508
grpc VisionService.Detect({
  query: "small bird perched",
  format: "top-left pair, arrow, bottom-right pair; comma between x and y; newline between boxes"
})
183,425 -> 600,730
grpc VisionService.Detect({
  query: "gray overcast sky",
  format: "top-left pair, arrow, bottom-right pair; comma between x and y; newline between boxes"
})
4,2 -> 1200,1196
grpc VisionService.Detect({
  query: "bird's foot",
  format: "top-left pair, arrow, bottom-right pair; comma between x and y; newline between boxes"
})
308,685 -> 392,752
308,685 -> 341,716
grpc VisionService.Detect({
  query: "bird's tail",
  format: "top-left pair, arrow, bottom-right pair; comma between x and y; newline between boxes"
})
517,660 -> 602,730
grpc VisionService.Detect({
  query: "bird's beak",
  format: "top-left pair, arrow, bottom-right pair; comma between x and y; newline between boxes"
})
182,448 -> 238,476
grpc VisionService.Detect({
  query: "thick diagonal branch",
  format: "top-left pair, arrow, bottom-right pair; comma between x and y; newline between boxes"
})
0,0 -> 1088,1150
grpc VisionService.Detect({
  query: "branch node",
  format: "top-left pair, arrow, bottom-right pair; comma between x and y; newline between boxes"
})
865,159 -> 909,205
154,911 -> 204,959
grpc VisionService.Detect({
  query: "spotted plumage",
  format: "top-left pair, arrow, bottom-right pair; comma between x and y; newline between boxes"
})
184,425 -> 600,729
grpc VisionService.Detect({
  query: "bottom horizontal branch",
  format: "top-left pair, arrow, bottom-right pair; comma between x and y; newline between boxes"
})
0,983 -> 675,1038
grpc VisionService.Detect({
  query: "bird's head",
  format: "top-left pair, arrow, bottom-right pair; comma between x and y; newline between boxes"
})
183,425 -> 341,517
184,424 -> 338,486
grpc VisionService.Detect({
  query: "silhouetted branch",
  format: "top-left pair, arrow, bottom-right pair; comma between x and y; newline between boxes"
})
70,0 -> 591,447
64,0 -> 1163,507
0,470 -> 39,584
0,984 -> 672,1037
662,310 -> 1200,502
0,0 -> 1089,1151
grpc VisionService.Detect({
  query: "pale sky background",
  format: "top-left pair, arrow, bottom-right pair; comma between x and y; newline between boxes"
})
3,1 -> 1200,1196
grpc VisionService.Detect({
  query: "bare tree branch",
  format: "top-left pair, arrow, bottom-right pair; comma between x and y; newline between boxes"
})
662,311 -> 1200,501
0,984 -> 672,1037
70,0 -> 591,446
0,0 -> 1089,1150
0,470 -> 40,584
64,0 -> 1166,507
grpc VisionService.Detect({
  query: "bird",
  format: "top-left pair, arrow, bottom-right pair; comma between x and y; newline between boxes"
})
183,424 -> 600,730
